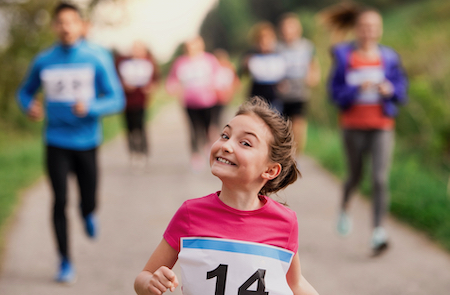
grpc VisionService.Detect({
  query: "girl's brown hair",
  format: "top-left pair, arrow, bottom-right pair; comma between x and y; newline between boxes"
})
249,21 -> 276,45
236,96 -> 300,195
318,2 -> 380,40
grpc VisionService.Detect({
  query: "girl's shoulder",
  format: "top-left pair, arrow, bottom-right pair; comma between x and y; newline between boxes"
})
264,197 -> 297,221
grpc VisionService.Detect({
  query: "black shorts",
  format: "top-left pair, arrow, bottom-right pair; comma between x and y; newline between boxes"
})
282,101 -> 308,119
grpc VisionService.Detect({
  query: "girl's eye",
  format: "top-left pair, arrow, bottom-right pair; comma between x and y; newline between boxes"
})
221,133 -> 229,140
241,141 -> 251,147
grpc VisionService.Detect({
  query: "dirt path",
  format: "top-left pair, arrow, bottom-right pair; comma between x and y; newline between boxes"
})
1,102 -> 450,295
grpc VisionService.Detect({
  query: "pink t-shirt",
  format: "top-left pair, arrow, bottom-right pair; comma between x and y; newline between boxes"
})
166,52 -> 220,109
163,192 -> 299,254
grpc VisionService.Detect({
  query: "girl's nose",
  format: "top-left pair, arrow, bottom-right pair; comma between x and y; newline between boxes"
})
221,141 -> 233,153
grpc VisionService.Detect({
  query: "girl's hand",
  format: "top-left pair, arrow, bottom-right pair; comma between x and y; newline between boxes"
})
360,81 -> 374,91
28,100 -> 44,121
378,80 -> 394,98
147,266 -> 179,295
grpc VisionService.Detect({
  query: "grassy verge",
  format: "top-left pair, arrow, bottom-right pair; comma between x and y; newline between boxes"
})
305,123 -> 450,251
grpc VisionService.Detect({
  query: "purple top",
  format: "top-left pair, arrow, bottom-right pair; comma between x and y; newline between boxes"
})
328,42 -> 408,117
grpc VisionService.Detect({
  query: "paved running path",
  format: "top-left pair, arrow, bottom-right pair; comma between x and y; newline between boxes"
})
1,102 -> 450,295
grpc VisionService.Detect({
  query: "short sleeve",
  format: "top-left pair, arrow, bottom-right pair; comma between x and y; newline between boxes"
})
287,211 -> 299,254
163,201 -> 191,252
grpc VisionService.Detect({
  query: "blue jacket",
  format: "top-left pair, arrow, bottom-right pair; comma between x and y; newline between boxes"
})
328,42 -> 408,117
17,40 -> 125,150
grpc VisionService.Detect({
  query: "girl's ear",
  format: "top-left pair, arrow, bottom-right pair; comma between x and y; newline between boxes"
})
262,163 -> 282,180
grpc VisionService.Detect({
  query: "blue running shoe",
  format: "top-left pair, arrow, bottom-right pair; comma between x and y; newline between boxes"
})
55,257 -> 76,284
84,213 -> 98,239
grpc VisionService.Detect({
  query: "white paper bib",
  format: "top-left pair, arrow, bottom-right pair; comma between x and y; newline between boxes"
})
118,58 -> 154,87
215,67 -> 235,90
248,55 -> 286,84
346,66 -> 385,104
178,237 -> 294,295
40,65 -> 95,103
177,59 -> 214,87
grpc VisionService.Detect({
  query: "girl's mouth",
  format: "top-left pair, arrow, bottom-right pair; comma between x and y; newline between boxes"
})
216,157 -> 236,165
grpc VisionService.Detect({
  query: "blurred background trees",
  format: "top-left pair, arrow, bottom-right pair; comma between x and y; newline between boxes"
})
200,0 -> 450,162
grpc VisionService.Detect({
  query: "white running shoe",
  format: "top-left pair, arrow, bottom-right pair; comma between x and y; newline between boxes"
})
337,211 -> 352,236
371,226 -> 389,256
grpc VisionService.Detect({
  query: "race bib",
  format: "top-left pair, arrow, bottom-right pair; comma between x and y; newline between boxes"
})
40,65 -> 95,103
118,58 -> 154,87
215,67 -> 235,90
177,59 -> 214,87
248,54 -> 286,84
179,237 -> 294,295
281,50 -> 311,79
346,66 -> 385,104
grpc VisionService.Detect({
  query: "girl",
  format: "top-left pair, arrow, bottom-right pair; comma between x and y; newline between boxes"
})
277,13 -> 321,155
166,36 -> 221,171
134,97 -> 319,295
323,4 -> 408,255
210,48 -> 241,140
116,40 -> 160,165
241,22 -> 285,111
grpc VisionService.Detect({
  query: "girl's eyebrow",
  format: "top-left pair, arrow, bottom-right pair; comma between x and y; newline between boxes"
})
224,124 -> 260,141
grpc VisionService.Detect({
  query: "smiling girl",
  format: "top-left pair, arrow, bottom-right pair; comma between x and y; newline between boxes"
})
134,97 -> 319,295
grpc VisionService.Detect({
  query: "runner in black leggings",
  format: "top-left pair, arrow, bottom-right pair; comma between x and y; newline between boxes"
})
16,2 -> 124,282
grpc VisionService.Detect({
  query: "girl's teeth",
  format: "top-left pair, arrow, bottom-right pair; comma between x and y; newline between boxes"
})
218,157 -> 232,164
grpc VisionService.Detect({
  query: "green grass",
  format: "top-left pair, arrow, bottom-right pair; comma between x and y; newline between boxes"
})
305,123 -> 450,251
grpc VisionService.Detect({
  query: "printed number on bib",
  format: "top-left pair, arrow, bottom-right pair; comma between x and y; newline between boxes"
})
207,264 -> 268,295
41,65 -> 95,103
179,237 -> 294,295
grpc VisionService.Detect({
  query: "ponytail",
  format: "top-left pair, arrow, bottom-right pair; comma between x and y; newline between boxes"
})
318,1 -> 379,41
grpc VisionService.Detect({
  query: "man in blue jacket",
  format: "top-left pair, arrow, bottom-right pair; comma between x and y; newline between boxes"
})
16,2 -> 124,283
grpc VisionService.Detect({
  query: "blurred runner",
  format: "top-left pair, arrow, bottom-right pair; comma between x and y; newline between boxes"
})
166,36 -> 220,172
16,2 -> 124,283
241,22 -> 285,111
116,41 -> 160,166
323,3 -> 408,256
277,13 -> 320,156
211,48 -> 240,140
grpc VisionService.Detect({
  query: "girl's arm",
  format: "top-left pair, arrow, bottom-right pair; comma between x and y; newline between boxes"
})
306,57 -> 321,88
135,238 -> 179,295
286,252 -> 319,295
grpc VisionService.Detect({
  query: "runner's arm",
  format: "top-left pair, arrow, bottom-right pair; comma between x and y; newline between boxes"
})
87,60 -> 125,117
286,252 -> 319,295
135,238 -> 179,295
16,59 -> 41,113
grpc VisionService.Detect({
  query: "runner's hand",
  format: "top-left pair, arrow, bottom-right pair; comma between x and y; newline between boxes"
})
147,266 -> 179,295
28,100 -> 44,121
360,81 -> 374,91
378,80 -> 394,98
73,102 -> 88,117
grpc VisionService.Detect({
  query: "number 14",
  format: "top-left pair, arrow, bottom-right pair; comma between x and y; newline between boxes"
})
207,264 -> 269,295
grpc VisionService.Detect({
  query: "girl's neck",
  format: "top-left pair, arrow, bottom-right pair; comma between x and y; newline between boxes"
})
356,40 -> 378,53
219,184 -> 265,211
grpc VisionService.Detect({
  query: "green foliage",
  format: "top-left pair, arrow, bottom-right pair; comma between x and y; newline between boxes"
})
0,0 -> 57,131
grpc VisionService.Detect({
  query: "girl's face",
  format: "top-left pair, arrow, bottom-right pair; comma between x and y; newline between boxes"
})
354,11 -> 383,44
184,36 -> 205,56
131,41 -> 148,59
257,29 -> 277,53
280,18 -> 302,43
210,113 -> 277,187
